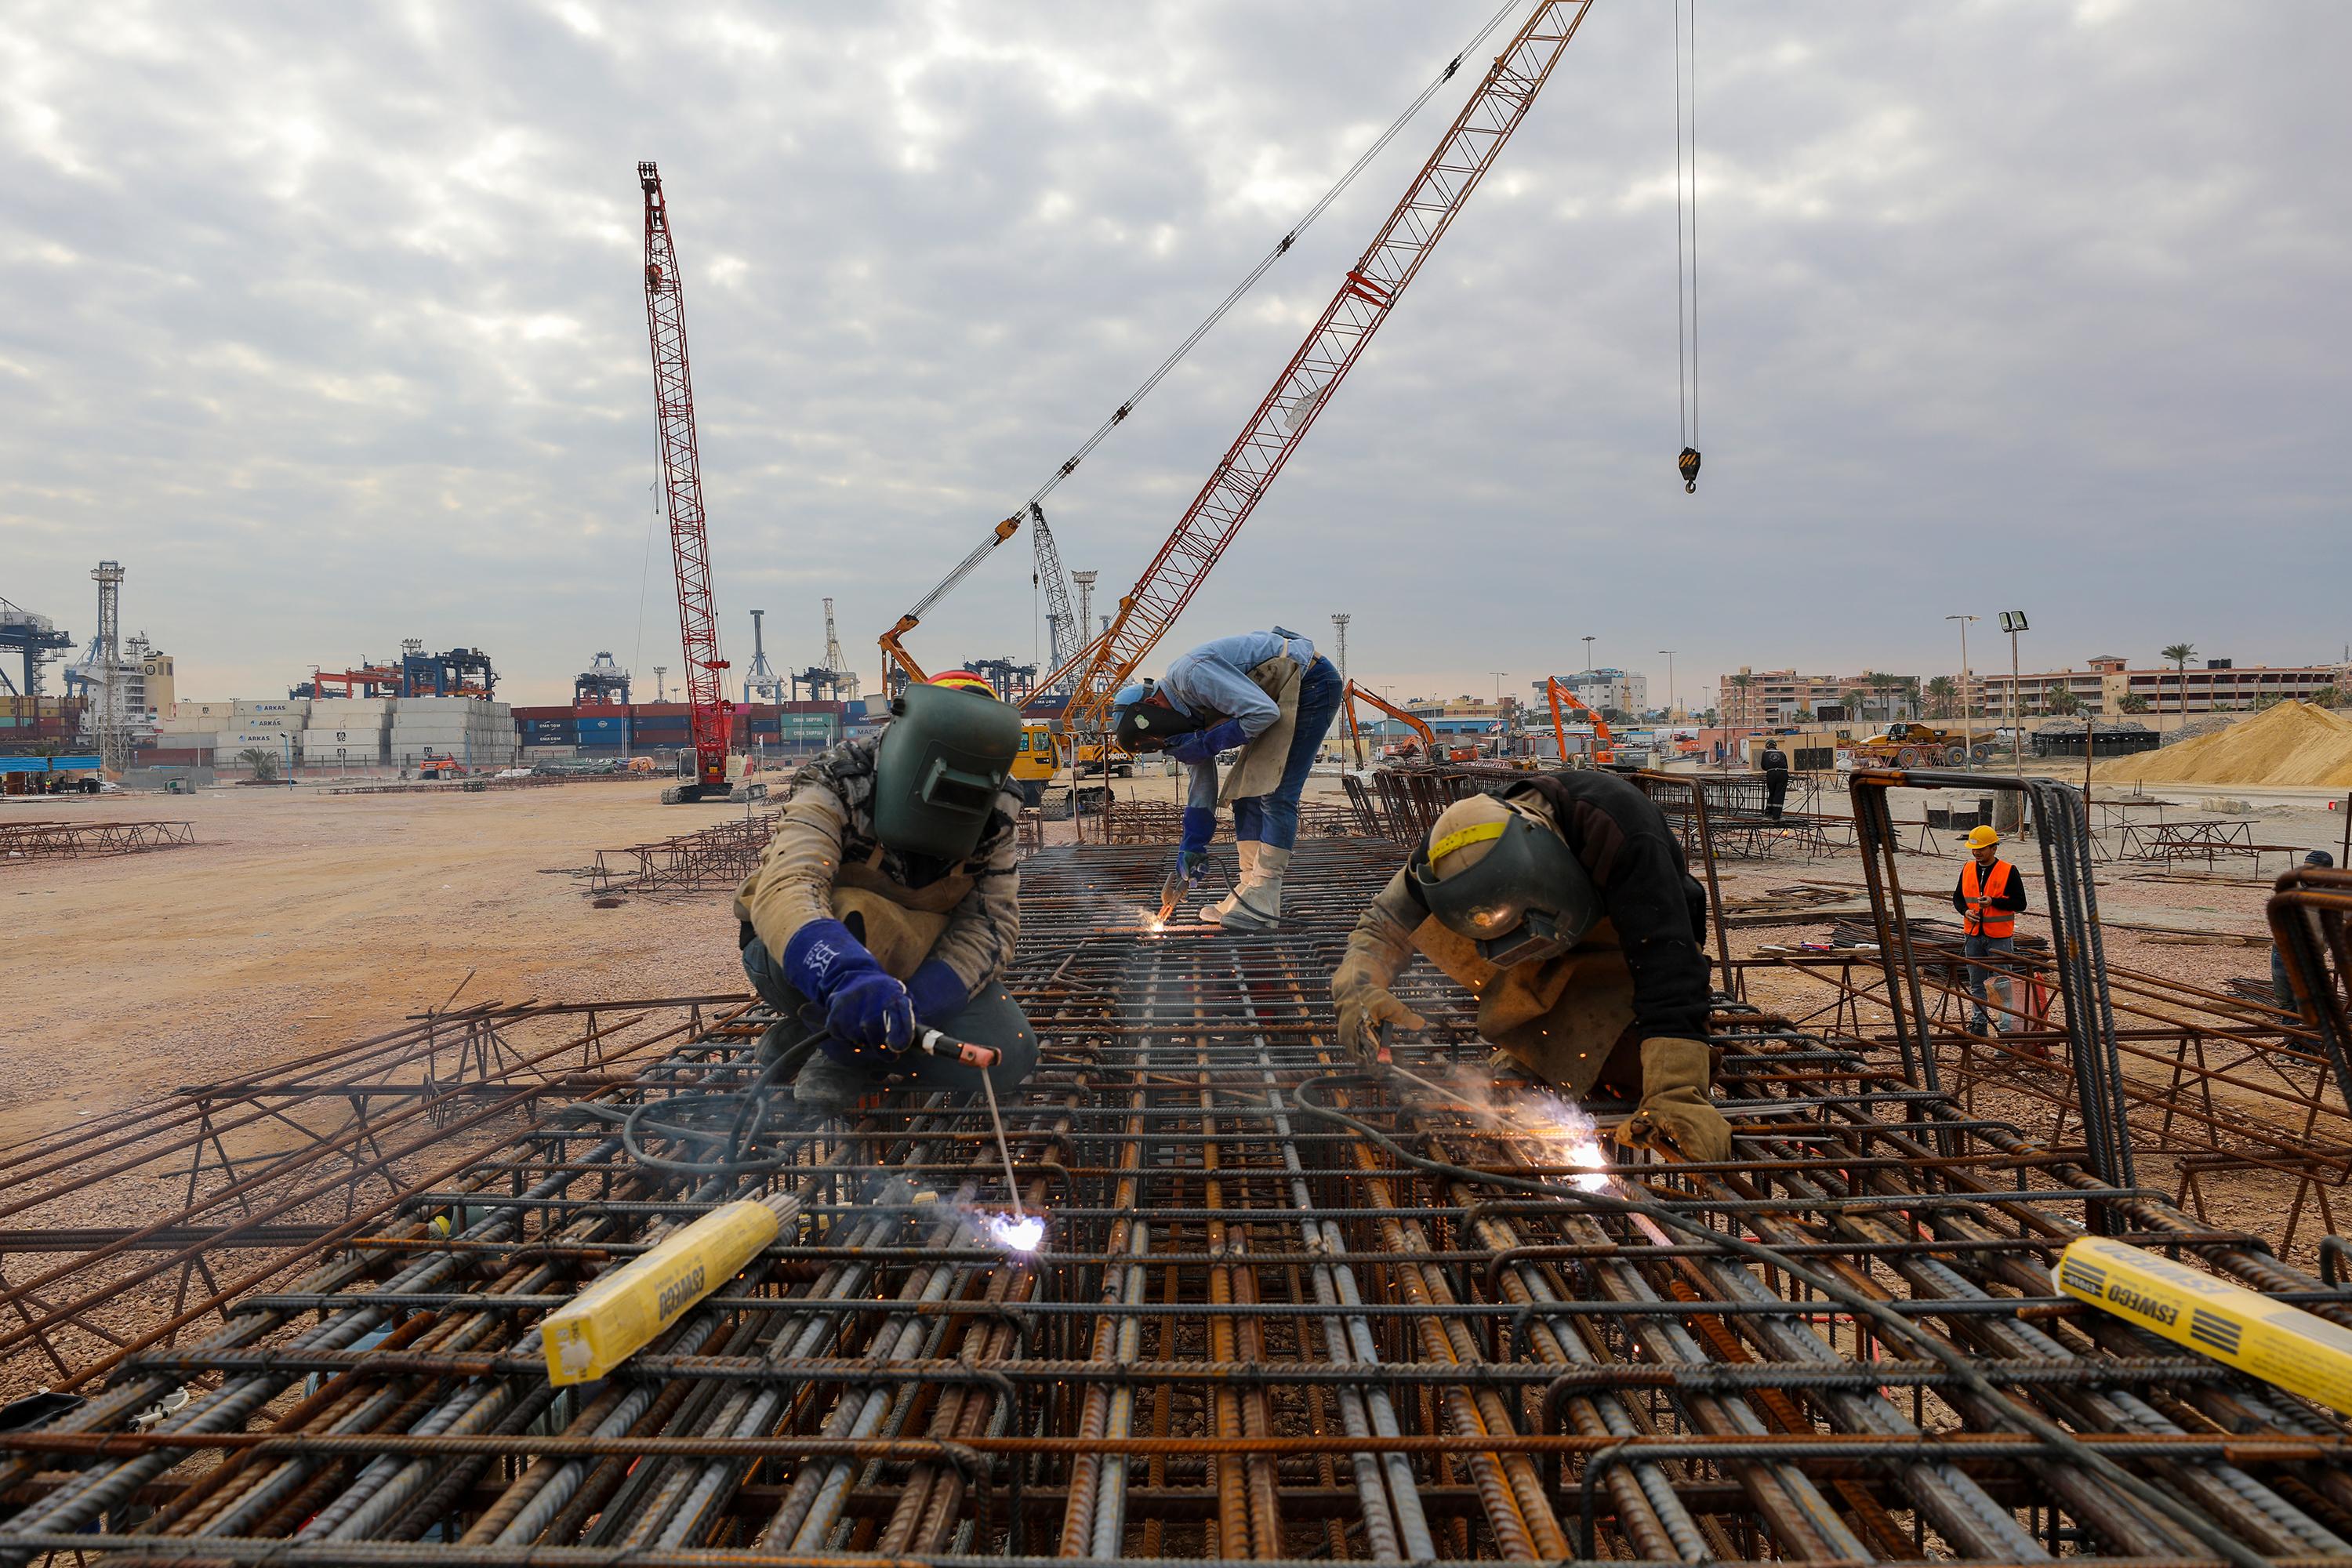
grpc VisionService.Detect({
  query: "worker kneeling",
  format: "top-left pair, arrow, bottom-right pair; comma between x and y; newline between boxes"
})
1112,627 -> 1344,931
1330,775 -> 1732,1163
733,673 -> 1037,1115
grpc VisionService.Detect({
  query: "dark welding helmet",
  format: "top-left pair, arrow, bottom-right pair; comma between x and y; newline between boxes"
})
1407,792 -> 1601,967
873,678 -> 1021,861
1111,678 -> 1210,753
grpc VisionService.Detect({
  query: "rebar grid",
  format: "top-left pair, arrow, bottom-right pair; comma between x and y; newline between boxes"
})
0,818 -> 194,859
587,812 -> 782,897
5,840 -> 2350,1564
0,997 -> 742,1396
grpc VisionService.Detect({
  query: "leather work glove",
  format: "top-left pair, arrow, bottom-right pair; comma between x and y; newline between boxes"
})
1331,946 -> 1426,1062
1615,1036 -> 1732,1163
784,918 -> 916,1058
1166,718 -> 1250,768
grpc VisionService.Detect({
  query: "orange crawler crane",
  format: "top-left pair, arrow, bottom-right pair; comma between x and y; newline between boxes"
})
887,2 -> 1599,739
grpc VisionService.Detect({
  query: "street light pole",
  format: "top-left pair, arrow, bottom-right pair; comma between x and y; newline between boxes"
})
1947,614 -> 1980,766
1658,650 -> 1678,720
1581,634 -> 1597,673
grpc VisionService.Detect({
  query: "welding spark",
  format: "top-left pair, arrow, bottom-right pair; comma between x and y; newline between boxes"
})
980,1210 -> 1047,1252
1515,1094 -> 1613,1192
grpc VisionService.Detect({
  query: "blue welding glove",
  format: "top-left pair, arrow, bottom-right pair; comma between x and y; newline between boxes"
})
1165,718 -> 1250,768
906,957 -> 969,1028
784,919 -> 914,1058
1178,806 -> 1218,862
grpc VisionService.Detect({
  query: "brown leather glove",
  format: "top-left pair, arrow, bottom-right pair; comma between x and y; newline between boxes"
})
1615,1036 -> 1732,1163
1332,947 -> 1427,1061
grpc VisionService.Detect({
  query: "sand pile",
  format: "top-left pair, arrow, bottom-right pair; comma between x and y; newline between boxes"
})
2094,702 -> 2352,787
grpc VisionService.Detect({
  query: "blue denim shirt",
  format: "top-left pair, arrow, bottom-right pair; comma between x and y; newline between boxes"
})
1160,629 -> 1315,811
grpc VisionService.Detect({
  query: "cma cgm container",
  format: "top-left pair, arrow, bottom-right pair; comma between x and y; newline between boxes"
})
525,719 -> 575,745
575,713 -> 630,742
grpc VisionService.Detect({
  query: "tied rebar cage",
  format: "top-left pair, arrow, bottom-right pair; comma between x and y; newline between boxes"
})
3,840 -> 2351,1563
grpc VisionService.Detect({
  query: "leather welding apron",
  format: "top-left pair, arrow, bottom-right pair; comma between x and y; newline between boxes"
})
829,847 -> 968,978
1412,916 -> 1637,1098
1217,652 -> 1305,805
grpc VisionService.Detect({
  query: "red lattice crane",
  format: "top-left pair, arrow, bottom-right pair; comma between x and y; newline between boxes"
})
1039,1 -> 1596,735
639,161 -> 742,803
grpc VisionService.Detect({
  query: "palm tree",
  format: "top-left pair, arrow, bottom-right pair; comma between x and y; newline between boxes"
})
1924,675 -> 1958,720
1729,672 -> 1754,727
2159,642 -> 2196,730
238,746 -> 279,782
2117,692 -> 2150,714
1842,688 -> 1868,722
2045,685 -> 2082,717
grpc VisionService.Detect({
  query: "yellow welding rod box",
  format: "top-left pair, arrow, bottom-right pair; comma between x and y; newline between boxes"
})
2053,1235 -> 2352,1415
539,1199 -> 779,1386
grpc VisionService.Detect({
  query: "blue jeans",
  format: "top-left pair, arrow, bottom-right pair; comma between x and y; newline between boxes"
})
1964,933 -> 2015,1029
739,933 -> 1038,1096
1231,656 -> 1342,852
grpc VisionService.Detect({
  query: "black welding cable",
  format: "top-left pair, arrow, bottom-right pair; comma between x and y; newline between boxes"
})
1283,1078 -> 2278,1568
567,1022 -> 829,1177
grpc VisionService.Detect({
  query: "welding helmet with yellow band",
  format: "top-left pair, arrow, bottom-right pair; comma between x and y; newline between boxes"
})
1407,791 -> 1601,968
873,678 -> 1022,861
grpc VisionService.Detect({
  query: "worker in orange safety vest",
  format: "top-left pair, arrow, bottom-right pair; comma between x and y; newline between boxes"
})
1951,824 -> 2028,1035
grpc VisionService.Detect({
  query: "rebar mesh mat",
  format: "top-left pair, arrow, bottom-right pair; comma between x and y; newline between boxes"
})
4,839 -> 2350,1564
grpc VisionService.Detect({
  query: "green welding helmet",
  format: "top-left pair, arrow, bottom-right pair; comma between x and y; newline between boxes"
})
873,680 -> 1022,861
1407,793 -> 1602,967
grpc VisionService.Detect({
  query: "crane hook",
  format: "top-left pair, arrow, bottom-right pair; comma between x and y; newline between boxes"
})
1677,447 -> 1701,494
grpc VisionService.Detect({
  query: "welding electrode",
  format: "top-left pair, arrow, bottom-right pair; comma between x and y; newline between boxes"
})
913,1028 -> 1025,1221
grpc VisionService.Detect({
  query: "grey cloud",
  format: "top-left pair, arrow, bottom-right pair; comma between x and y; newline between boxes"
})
2,1 -> 2343,706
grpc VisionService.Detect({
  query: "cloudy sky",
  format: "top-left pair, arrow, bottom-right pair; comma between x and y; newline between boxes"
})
3,1 -> 2344,710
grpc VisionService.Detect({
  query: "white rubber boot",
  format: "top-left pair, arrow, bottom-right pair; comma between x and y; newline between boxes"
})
1201,840 -> 1258,924
1214,844 -> 1289,932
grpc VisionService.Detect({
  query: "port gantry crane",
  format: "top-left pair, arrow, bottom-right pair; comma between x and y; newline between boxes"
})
880,1 -> 1595,730
637,161 -> 753,803
1029,1 -> 1595,737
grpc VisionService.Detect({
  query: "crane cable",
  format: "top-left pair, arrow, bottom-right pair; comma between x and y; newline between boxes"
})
895,2 -> 1524,628
1674,0 -> 1702,494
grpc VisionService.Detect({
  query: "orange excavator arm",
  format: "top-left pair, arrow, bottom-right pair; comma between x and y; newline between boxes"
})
1344,682 -> 1439,761
1544,677 -> 1614,764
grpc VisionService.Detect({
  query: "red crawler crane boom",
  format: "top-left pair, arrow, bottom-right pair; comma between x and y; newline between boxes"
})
638,161 -> 741,804
1039,1 -> 1595,735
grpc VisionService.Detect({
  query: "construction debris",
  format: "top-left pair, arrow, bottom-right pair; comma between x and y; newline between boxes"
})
2096,700 -> 2352,787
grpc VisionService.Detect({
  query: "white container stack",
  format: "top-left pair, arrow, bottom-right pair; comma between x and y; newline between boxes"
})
303,696 -> 394,765
389,696 -> 516,768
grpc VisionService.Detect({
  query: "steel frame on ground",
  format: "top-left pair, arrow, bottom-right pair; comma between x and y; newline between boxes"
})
0,819 -> 194,859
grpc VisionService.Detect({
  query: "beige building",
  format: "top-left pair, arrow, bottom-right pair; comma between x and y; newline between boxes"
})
1719,668 -> 1919,726
1980,655 -> 2343,720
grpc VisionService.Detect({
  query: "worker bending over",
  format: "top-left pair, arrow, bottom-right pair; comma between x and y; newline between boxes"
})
733,673 -> 1036,1114
1112,627 -> 1343,931
1329,773 -> 1731,1162
1954,824 -> 2027,1036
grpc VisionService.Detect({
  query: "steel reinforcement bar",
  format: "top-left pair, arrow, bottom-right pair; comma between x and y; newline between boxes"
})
2,840 -> 2349,1563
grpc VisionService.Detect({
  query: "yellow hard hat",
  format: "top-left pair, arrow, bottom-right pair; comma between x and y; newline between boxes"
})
1425,793 -> 1515,878
1964,825 -> 2000,850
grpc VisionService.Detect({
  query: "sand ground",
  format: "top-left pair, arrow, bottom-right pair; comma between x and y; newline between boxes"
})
4,764 -> 2342,1152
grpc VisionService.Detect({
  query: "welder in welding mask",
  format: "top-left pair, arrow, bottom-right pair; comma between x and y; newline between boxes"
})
733,673 -> 1038,1116
1329,775 -> 1731,1162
